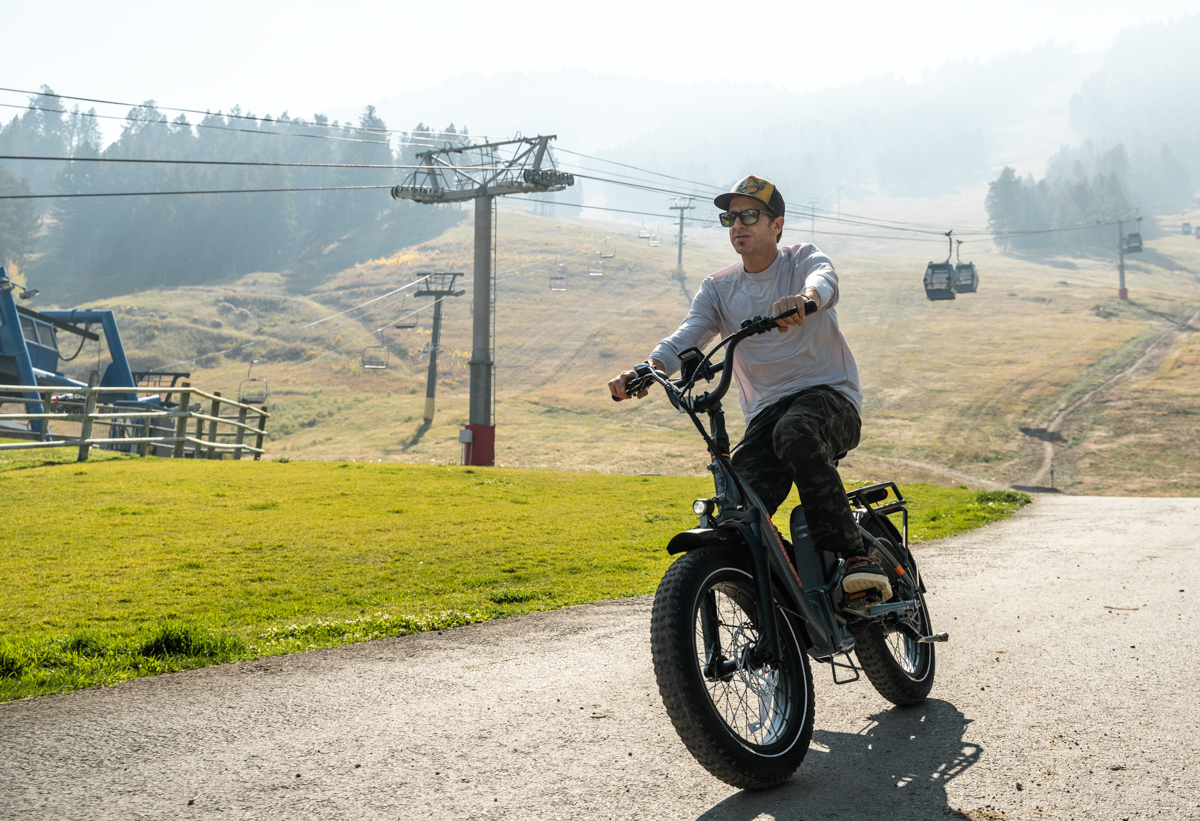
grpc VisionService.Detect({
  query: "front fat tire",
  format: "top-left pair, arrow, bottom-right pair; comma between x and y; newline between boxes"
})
650,547 -> 815,790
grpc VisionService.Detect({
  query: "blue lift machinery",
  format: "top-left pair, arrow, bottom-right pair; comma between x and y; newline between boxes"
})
0,267 -> 189,444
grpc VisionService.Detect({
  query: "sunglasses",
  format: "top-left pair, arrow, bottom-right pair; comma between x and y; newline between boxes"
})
719,208 -> 775,227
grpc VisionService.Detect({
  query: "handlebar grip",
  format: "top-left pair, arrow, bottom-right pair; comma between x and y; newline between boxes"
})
613,371 -> 654,400
766,300 -> 818,329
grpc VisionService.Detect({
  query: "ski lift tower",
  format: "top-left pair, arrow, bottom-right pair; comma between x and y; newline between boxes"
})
669,197 -> 695,271
391,135 -> 574,465
412,272 -> 465,423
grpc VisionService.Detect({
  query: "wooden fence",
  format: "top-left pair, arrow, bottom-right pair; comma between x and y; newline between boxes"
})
0,374 -> 269,461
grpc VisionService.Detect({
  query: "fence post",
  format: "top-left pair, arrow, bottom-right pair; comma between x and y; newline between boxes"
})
253,410 -> 267,461
173,383 -> 191,459
77,371 -> 100,462
207,392 -> 221,460
192,404 -> 204,458
139,416 -> 152,457
234,405 -> 248,460
38,391 -> 50,442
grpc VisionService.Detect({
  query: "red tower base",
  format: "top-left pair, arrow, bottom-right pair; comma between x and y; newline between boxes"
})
1118,288 -> 1128,300
462,424 -> 495,466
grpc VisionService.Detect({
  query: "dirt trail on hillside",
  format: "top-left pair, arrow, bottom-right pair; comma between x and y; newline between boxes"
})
1024,305 -> 1200,487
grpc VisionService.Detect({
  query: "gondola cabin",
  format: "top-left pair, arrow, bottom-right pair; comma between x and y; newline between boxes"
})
1124,232 -> 1143,253
1183,222 -> 1192,235
923,261 -> 957,300
953,262 -> 979,293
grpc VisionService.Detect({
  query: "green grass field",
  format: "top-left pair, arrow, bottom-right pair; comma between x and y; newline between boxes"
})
0,452 -> 1029,701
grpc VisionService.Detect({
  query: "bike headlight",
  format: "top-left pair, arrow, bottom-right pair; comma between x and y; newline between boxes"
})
693,498 -> 715,517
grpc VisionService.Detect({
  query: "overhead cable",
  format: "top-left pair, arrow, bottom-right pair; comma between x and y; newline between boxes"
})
0,100 -> 395,146
0,153 -> 505,172
0,184 -> 395,200
554,147 -> 723,192
0,86 -> 499,140
0,100 -> 483,151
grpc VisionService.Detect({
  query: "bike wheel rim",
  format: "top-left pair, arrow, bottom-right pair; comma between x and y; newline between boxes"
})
691,568 -> 806,754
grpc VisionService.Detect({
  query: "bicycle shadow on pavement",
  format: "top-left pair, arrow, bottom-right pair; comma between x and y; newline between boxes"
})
695,698 -> 980,821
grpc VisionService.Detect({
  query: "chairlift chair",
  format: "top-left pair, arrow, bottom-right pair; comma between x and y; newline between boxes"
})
588,259 -> 604,277
238,360 -> 269,405
599,237 -> 616,259
637,224 -> 651,239
647,232 -> 662,248
1124,232 -> 1143,254
362,330 -> 389,369
923,261 -> 957,301
550,273 -> 568,291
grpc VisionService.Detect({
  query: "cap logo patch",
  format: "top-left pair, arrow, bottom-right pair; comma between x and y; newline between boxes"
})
736,176 -> 774,205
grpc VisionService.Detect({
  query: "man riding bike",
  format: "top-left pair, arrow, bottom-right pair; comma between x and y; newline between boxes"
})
609,174 -> 891,599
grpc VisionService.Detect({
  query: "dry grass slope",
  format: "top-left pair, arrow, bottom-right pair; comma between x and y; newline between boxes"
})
24,212 -> 1200,495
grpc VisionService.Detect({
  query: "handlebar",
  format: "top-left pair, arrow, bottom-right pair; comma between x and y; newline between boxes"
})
613,300 -> 817,403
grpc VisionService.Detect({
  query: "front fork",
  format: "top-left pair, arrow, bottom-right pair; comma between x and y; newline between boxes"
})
698,404 -> 840,671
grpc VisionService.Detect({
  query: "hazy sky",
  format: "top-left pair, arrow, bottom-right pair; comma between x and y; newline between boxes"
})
2,0 -> 1197,134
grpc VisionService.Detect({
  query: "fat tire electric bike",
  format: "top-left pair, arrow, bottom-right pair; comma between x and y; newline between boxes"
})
616,303 -> 947,790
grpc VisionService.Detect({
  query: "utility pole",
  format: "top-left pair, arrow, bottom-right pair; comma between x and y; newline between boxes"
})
412,273 -> 465,423
1117,218 -> 1127,300
1115,213 -> 1142,300
669,197 -> 695,270
391,136 -> 573,465
808,198 -> 819,240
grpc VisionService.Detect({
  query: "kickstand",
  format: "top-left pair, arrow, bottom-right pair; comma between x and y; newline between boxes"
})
830,651 -> 861,685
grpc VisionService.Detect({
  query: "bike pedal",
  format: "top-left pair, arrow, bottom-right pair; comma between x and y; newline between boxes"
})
844,589 -> 883,608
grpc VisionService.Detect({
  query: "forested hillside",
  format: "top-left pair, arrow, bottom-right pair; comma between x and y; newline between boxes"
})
983,16 -> 1200,253
1069,14 -> 1200,208
0,89 -> 464,300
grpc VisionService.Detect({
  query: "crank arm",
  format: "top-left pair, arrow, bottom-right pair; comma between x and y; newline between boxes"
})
866,599 -> 918,619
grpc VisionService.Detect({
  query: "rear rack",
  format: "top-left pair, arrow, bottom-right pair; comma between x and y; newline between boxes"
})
846,481 -> 908,549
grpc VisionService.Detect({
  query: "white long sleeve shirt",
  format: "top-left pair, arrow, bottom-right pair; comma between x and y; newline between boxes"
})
649,244 -> 861,422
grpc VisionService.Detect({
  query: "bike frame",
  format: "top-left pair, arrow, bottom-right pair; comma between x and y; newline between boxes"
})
627,308 -> 919,665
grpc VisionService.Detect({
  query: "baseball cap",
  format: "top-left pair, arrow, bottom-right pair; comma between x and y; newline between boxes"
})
714,175 -> 786,218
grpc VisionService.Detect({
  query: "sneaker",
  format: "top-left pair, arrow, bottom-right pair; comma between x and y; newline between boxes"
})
842,555 -> 893,600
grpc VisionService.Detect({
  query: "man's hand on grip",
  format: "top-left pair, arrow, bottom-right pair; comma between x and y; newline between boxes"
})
609,368 -> 648,401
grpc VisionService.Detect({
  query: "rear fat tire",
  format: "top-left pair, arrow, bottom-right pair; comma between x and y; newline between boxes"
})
650,546 -> 815,790
853,540 -> 936,706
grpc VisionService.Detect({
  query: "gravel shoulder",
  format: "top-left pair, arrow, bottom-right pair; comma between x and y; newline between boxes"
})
2,495 -> 1198,821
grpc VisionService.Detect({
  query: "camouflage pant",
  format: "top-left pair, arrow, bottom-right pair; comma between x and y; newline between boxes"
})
731,385 -> 864,557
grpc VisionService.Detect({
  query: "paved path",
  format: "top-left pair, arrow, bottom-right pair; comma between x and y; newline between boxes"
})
2,496 -> 1198,820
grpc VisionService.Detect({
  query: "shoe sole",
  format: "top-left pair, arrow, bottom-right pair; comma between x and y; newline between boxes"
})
843,573 -> 893,600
